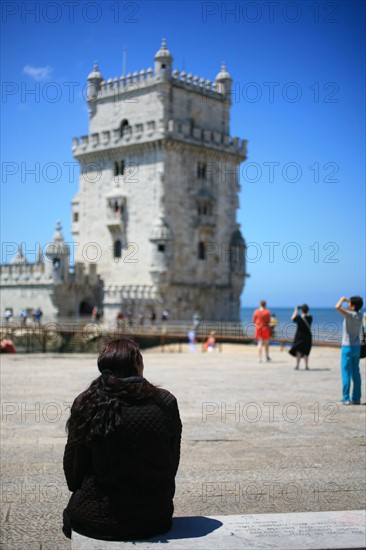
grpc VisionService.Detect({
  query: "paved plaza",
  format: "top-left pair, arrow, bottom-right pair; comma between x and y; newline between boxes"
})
1,344 -> 365,549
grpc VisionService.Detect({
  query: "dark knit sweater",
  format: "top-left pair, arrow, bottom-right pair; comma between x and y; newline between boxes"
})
63,377 -> 182,541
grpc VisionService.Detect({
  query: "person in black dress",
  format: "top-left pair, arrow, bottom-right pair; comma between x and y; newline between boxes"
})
289,304 -> 312,370
62,338 -> 182,541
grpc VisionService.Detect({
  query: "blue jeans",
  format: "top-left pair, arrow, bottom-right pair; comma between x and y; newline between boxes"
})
341,345 -> 361,402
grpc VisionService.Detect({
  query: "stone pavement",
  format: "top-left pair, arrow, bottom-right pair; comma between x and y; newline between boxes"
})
1,344 -> 365,549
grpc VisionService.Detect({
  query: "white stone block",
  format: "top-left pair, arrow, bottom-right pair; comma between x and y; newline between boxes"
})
71,510 -> 366,549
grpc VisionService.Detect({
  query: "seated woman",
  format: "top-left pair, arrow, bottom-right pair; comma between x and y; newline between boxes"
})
62,338 -> 182,541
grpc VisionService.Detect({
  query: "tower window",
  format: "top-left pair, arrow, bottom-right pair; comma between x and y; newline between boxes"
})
197,162 -> 206,180
158,244 -> 165,253
120,119 -> 129,138
114,160 -> 125,176
53,258 -> 60,269
198,241 -> 206,260
114,240 -> 122,258
73,212 -> 79,222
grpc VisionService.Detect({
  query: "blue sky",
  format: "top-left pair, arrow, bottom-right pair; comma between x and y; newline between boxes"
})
1,0 -> 365,307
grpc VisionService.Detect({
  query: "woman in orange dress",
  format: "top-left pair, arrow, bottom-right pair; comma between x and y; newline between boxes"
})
253,300 -> 271,362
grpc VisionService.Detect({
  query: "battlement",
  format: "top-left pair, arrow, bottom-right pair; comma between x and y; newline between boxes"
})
72,119 -> 246,158
92,67 -> 225,102
0,263 -> 50,285
171,69 -> 223,99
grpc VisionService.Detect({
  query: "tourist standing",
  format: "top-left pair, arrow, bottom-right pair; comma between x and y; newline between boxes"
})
270,313 -> 278,338
289,305 -> 313,370
20,309 -> 28,327
187,329 -> 198,352
252,300 -> 271,362
4,308 -> 12,324
336,296 -> 364,405
204,331 -> 216,352
35,307 -> 43,325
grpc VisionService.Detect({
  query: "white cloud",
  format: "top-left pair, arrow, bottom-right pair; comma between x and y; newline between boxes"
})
23,64 -> 53,81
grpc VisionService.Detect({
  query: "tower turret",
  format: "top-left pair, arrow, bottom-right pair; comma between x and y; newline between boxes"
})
11,244 -> 26,264
154,39 -> 173,80
45,221 -> 70,283
149,211 -> 173,286
215,62 -> 232,103
87,62 -> 103,117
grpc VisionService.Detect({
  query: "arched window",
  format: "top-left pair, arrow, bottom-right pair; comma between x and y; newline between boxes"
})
198,241 -> 206,260
120,160 -> 125,175
114,240 -> 122,258
120,119 -> 129,138
114,161 -> 119,176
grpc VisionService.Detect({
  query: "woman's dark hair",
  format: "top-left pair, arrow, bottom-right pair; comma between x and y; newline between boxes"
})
97,338 -> 143,377
66,338 -> 159,443
260,300 -> 266,307
301,304 -> 309,314
350,296 -> 363,312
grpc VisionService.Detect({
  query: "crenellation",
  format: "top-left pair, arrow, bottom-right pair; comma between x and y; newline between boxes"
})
0,262 -> 47,285
72,119 -> 244,158
94,64 -> 225,103
102,131 -> 110,145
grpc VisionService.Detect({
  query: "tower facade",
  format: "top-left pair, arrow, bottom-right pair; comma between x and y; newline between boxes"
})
72,41 -> 247,322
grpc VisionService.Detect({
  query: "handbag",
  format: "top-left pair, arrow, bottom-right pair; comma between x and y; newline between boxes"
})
360,325 -> 366,359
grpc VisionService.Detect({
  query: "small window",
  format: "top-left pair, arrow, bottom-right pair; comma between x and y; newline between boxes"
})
197,162 -> 207,180
120,160 -> 125,175
114,161 -> 120,176
114,240 -> 122,258
53,258 -> 60,269
73,212 -> 79,222
120,119 -> 129,138
198,241 -> 206,260
158,244 -> 165,253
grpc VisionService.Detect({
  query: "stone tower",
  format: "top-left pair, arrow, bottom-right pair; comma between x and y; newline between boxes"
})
72,40 -> 247,322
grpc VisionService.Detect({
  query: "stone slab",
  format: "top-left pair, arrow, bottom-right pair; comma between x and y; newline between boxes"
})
71,510 -> 366,549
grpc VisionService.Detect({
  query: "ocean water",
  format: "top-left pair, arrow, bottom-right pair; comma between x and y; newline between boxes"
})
240,307 -> 344,344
